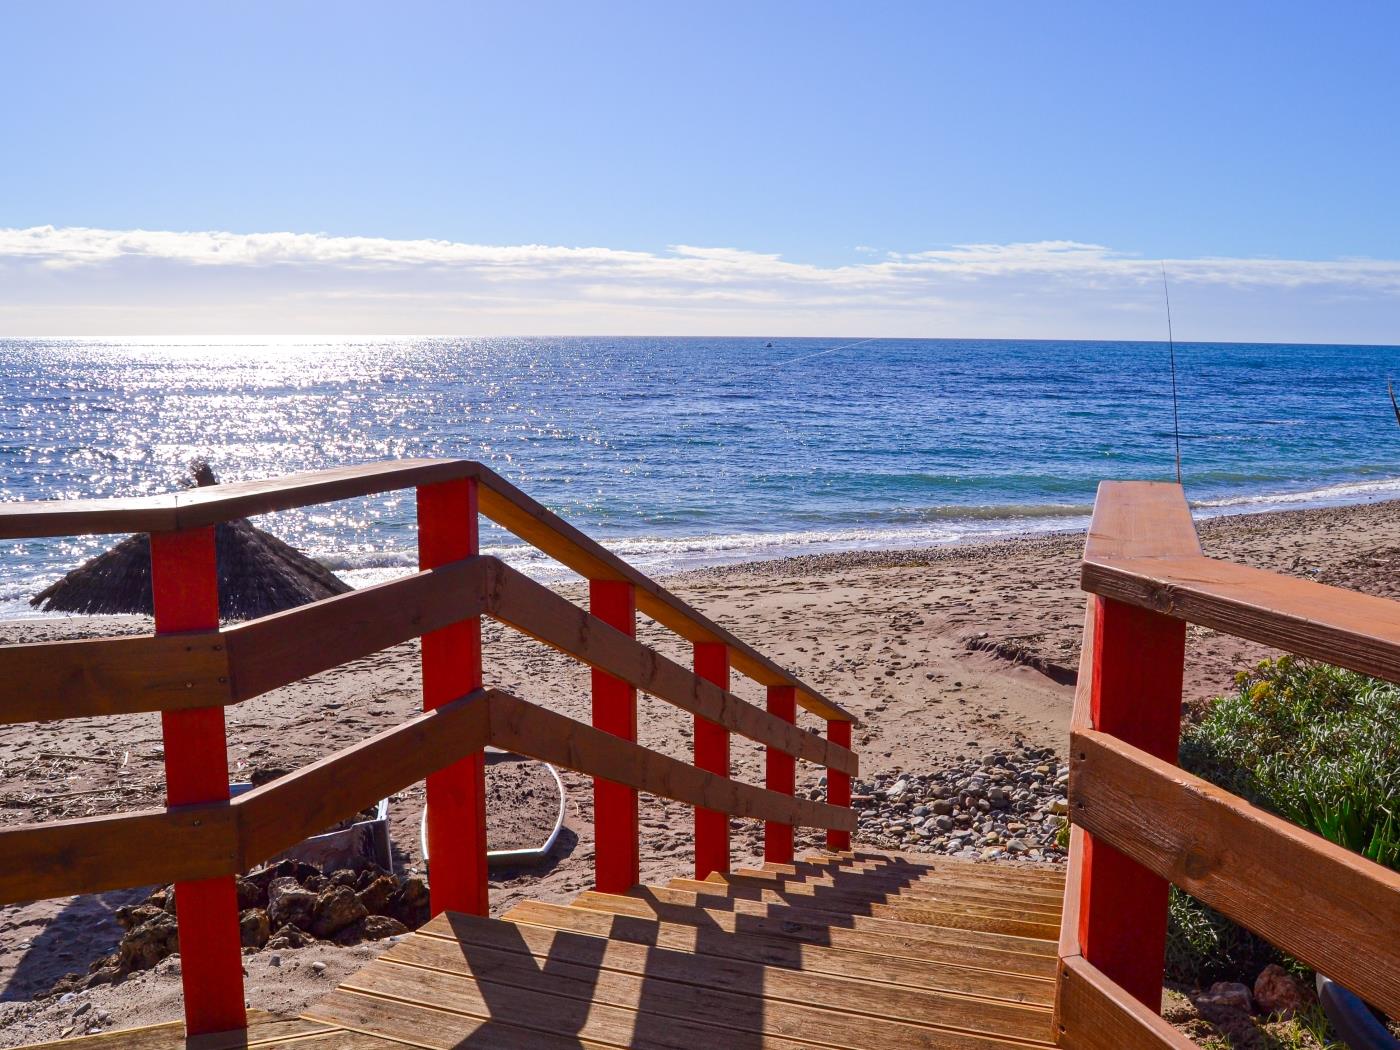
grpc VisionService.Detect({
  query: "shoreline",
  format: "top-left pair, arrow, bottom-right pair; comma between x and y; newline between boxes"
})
5,495 -> 1400,1041
7,474 -> 1400,619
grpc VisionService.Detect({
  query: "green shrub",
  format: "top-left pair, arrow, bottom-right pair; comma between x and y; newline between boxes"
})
1166,887 -> 1282,988
1167,657 -> 1400,986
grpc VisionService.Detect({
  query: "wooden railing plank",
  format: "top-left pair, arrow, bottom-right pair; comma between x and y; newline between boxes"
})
1,683 -> 851,906
485,560 -> 857,774
473,467 -> 853,722
237,689 -> 491,869
0,632 -> 231,724
486,692 -> 856,832
1085,552 -> 1400,685
1071,727 -> 1400,1019
0,493 -> 180,539
1082,481 -> 1201,563
0,806 -> 240,903
0,457 -> 850,721
1056,954 -> 1196,1050
174,460 -> 474,529
225,557 -> 488,701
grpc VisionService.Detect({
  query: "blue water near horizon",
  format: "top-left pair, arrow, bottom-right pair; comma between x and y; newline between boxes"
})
2,336 -> 1398,617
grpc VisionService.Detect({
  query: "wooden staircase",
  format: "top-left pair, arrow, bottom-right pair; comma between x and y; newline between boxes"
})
30,851 -> 1063,1049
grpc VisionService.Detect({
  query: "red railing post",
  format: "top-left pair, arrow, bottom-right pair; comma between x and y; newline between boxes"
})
1078,595 -> 1187,1011
417,477 -> 488,917
693,642 -> 730,879
591,579 -> 639,892
150,527 -> 246,1037
826,717 -> 852,851
765,685 -> 797,864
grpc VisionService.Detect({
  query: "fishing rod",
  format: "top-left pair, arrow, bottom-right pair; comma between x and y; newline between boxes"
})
1162,263 -> 1183,485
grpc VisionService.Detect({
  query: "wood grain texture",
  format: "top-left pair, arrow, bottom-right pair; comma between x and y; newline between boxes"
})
730,867 -> 1063,911
1085,552 -> 1400,684
501,899 -> 1056,1006
667,877 -> 1060,940
237,689 -> 491,868
474,464 -> 853,722
570,891 -> 1059,976
1,456 -> 851,722
486,560 -> 856,772
173,459 -> 476,529
1056,954 -> 1196,1050
1081,481 -> 1200,563
11,1011 -> 346,1050
1072,728 -> 1400,1018
349,945 -> 1047,1050
0,805 -> 239,904
388,912 -> 1054,1044
226,557 -> 488,700
0,493 -> 180,539
0,631 -> 231,724
485,691 -> 855,832
306,987 -> 654,1050
1058,826 -> 1086,961
334,961 -> 848,1050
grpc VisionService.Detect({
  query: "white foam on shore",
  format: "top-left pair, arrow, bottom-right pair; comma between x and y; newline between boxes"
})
1191,475 -> 1400,513
8,475 -> 1400,619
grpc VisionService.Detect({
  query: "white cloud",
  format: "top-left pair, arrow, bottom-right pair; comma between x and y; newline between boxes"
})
1,225 -> 1398,340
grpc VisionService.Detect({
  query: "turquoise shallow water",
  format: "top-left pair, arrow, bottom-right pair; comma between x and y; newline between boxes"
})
2,336 -> 1398,614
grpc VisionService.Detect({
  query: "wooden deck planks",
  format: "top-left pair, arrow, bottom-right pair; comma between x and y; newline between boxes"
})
392,910 -> 1054,1040
24,852 -> 1063,1050
568,890 -> 1058,977
502,899 -> 1057,1005
664,877 -> 1062,940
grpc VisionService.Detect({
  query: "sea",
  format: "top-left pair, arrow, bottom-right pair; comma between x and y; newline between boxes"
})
2,336 -> 1398,618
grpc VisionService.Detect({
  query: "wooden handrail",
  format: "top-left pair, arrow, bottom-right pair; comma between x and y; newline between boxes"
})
1071,727 -> 1400,1020
1084,552 -> 1400,685
0,631 -> 232,724
0,460 -> 859,1035
0,458 -> 850,721
0,556 -> 856,773
0,688 -> 851,906
1060,478 -> 1400,1048
1055,954 -> 1195,1050
0,459 -> 473,538
485,559 -> 857,773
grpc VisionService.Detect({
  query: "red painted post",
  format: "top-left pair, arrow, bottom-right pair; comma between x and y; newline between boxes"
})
826,718 -> 852,851
417,477 -> 488,917
693,642 -> 730,879
150,527 -> 246,1036
764,685 -> 797,864
591,579 -> 639,892
1078,595 -> 1187,1011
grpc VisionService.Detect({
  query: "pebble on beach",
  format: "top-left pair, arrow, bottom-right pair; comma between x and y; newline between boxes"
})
851,744 -> 1068,863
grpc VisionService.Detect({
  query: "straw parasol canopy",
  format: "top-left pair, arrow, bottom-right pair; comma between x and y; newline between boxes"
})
30,461 -> 352,621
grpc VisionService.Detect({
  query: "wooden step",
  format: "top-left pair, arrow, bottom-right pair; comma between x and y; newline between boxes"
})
665,877 -> 1061,940
505,898 -> 1056,1006
826,849 -> 1068,885
571,887 -> 1058,970
717,870 -> 1065,920
387,910 -> 1054,1044
688,872 -> 1062,927
799,851 -> 1069,892
306,921 -> 1054,1049
747,866 -> 1065,913
765,859 -> 1067,907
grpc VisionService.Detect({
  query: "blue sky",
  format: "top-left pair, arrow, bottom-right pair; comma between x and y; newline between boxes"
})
3,1 -> 1399,339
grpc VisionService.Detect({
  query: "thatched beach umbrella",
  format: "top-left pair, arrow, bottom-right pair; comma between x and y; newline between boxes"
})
30,462 -> 351,621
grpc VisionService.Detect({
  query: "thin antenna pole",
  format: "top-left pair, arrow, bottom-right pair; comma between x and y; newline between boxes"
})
1162,263 -> 1183,485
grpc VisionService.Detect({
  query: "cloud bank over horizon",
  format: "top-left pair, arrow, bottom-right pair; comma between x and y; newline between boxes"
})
3,225 -> 1398,343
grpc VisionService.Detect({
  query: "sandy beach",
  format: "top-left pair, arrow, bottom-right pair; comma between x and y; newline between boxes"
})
3,496 -> 1399,1043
